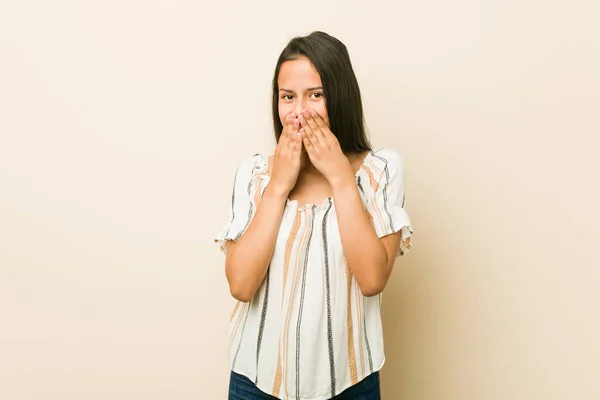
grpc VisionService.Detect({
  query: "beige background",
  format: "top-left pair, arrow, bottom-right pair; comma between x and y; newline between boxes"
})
1,0 -> 599,399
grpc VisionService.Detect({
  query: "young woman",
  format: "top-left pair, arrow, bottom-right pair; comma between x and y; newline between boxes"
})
216,31 -> 413,400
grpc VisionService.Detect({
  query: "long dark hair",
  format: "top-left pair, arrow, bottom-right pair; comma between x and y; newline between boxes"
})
271,31 -> 371,153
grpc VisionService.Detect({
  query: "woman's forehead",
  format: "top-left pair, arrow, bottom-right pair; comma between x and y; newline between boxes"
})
278,58 -> 322,88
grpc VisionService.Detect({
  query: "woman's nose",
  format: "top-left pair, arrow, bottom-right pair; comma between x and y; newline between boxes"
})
293,99 -> 307,116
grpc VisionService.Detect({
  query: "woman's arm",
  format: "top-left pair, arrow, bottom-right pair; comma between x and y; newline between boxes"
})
331,175 -> 402,297
224,114 -> 302,302
298,108 -> 407,297
224,184 -> 288,302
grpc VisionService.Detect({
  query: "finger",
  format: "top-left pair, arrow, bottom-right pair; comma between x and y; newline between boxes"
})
298,113 -> 320,147
288,122 -> 298,148
292,131 -> 302,155
288,114 -> 297,130
286,113 -> 298,128
303,109 -> 328,141
285,117 -> 298,148
281,115 -> 293,141
279,121 -> 291,147
307,109 -> 332,139
289,114 -> 300,136
293,117 -> 300,134
300,128 -> 316,156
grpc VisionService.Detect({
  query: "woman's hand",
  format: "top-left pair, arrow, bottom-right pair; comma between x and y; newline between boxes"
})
270,113 -> 302,196
298,108 -> 354,186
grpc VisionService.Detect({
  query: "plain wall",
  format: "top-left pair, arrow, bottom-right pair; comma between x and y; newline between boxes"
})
1,1 -> 599,399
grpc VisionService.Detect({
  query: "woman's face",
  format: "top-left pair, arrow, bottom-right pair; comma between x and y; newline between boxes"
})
277,57 -> 328,128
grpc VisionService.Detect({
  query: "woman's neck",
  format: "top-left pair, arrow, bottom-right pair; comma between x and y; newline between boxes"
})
299,151 -> 361,176
299,151 -> 318,174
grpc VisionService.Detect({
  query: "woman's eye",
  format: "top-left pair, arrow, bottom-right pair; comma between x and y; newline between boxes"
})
282,95 -> 293,100
310,92 -> 323,99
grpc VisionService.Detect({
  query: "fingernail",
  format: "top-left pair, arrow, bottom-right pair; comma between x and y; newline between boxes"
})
309,109 -> 316,116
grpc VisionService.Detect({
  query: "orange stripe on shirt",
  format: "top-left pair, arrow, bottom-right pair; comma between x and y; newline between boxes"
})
272,208 -> 302,397
345,259 -> 359,385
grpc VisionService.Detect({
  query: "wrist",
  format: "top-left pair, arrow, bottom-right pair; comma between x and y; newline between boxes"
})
329,169 -> 356,192
264,182 -> 290,202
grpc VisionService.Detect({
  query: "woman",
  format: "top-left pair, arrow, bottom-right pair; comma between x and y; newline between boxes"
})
215,31 -> 413,400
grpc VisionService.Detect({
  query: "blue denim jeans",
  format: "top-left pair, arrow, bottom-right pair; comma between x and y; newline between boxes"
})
228,370 -> 381,400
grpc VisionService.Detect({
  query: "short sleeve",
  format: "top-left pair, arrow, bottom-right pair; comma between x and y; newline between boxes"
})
214,155 -> 263,255
365,149 -> 413,256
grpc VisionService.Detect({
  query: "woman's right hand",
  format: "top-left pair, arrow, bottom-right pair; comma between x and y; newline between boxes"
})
270,113 -> 302,197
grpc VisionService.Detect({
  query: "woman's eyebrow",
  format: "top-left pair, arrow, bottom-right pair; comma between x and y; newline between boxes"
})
279,86 -> 323,92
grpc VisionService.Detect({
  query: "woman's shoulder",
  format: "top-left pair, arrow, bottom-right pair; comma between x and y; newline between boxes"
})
235,153 -> 269,173
367,146 -> 404,169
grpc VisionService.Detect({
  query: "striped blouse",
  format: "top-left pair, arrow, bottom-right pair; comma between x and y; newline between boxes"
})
215,147 -> 413,400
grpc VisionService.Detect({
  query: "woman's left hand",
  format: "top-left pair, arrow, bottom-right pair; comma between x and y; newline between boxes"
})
298,108 -> 354,186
